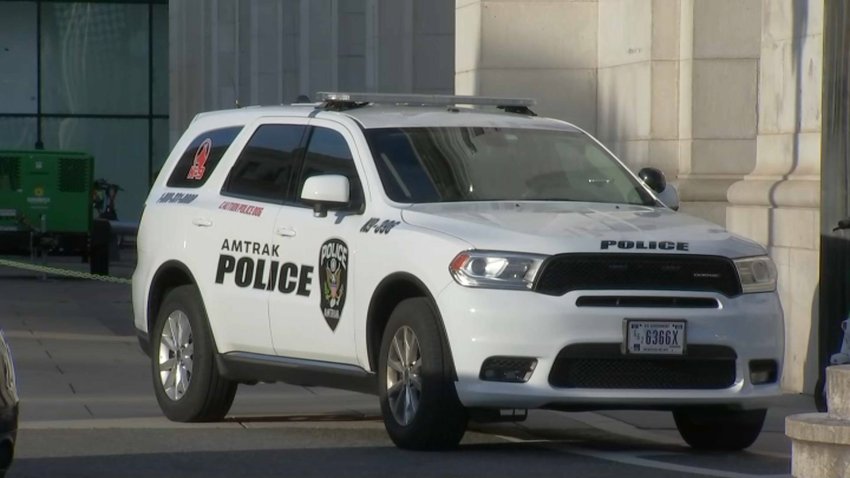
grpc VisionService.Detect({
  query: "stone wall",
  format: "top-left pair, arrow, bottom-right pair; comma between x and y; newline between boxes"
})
169,0 -> 455,141
455,0 -> 823,393
455,0 -> 598,132
596,0 -> 680,185
727,0 -> 823,392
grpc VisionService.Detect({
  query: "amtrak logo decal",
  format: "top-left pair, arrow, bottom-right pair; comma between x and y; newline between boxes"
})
319,239 -> 349,331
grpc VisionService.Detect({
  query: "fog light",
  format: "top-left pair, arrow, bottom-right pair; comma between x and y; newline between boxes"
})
749,360 -> 778,385
480,357 -> 537,383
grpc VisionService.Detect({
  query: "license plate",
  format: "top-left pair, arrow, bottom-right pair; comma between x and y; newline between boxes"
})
624,320 -> 686,355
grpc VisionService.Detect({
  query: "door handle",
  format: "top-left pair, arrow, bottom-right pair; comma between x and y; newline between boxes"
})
275,227 -> 296,237
192,217 -> 213,227
834,218 -> 850,232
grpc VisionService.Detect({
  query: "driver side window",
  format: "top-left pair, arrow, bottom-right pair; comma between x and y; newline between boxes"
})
296,127 -> 364,211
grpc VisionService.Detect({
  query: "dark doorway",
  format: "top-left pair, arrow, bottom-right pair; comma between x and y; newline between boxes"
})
817,0 -> 850,411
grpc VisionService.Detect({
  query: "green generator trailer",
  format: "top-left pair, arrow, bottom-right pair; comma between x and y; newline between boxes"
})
0,150 -> 94,253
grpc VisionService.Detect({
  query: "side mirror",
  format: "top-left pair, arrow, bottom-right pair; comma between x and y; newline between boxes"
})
638,167 -> 679,211
300,175 -> 350,217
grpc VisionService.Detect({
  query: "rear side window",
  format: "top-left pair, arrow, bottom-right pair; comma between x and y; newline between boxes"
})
222,124 -> 307,202
167,126 -> 243,188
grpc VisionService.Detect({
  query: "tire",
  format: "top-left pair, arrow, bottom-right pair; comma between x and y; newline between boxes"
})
378,298 -> 467,450
151,285 -> 237,422
673,408 -> 766,451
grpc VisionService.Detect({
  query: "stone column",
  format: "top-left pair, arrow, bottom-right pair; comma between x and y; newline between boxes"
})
455,0 -> 598,132
676,0 -> 761,225
596,0 -> 681,177
787,366 -> 850,477
726,0 -> 822,393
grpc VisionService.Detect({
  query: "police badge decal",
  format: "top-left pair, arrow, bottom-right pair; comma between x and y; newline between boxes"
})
319,239 -> 349,331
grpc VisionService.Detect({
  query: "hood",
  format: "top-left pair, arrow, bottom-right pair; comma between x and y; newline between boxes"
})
401,202 -> 766,258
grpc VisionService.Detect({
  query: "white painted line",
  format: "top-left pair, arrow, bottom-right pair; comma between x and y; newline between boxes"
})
4,330 -> 137,344
20,415 -> 384,431
567,447 -> 790,478
495,433 -> 790,478
567,411 -> 682,445
570,411 -> 791,459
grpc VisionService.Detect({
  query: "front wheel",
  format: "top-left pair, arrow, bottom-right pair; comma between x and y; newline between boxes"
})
378,298 -> 467,450
151,285 -> 237,422
673,408 -> 766,451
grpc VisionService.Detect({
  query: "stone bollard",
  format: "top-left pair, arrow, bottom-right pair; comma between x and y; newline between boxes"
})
786,366 -> 850,477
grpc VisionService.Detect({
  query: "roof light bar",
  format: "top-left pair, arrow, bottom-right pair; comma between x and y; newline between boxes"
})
317,92 -> 536,108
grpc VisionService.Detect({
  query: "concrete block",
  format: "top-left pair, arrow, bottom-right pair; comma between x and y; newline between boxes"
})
763,0 -> 823,43
677,176 -> 739,202
781,247 -> 820,393
726,205 -> 769,246
755,133 -> 798,176
604,140 -> 649,170
455,1 -> 482,73
693,0 -> 760,59
692,59 -> 758,139
678,0 -> 694,61
598,0 -> 651,68
771,208 -> 819,250
648,139 -> 680,176
677,201 -> 726,226
479,0 -> 597,69
455,70 -> 478,96
677,59 -> 693,137
677,139 -> 693,174
651,60 -> 679,139
787,412 -> 850,477
758,35 -> 823,135
476,68 -> 598,133
828,367 -> 850,420
597,62 -> 651,141
690,139 -> 756,175
773,177 -> 821,209
651,0 -> 680,60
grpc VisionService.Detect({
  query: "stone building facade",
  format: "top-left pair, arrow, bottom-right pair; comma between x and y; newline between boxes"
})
456,0 -> 823,394
170,0 -> 825,393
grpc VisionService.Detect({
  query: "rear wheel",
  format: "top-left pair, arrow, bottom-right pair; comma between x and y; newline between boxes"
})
151,285 -> 237,422
673,408 -> 766,451
378,298 -> 467,450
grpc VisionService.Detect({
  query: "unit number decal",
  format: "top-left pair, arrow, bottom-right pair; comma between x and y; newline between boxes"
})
360,217 -> 400,234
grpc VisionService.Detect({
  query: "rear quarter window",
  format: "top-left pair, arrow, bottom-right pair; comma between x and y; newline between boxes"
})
166,126 -> 244,188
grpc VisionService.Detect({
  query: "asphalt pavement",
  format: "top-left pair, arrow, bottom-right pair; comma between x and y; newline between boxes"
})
0,252 -> 815,477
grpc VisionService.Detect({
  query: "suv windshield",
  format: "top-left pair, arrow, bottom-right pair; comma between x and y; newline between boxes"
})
365,127 -> 656,206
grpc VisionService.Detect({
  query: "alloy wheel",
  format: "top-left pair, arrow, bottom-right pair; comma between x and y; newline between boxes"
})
158,310 -> 194,401
385,325 -> 422,426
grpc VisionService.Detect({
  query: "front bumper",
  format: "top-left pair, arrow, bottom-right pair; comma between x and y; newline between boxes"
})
436,284 -> 785,410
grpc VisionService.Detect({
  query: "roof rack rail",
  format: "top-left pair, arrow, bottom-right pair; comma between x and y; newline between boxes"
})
316,92 -> 537,115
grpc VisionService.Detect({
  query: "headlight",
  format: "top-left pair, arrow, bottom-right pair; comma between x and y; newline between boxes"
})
449,251 -> 546,290
734,256 -> 777,293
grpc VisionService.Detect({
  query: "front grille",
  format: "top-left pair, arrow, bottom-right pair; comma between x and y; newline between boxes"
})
549,343 -> 737,389
0,157 -> 20,191
575,296 -> 720,308
535,254 -> 741,297
59,157 -> 89,192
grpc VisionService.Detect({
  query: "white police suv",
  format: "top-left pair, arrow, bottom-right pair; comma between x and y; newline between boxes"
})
132,92 -> 784,450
